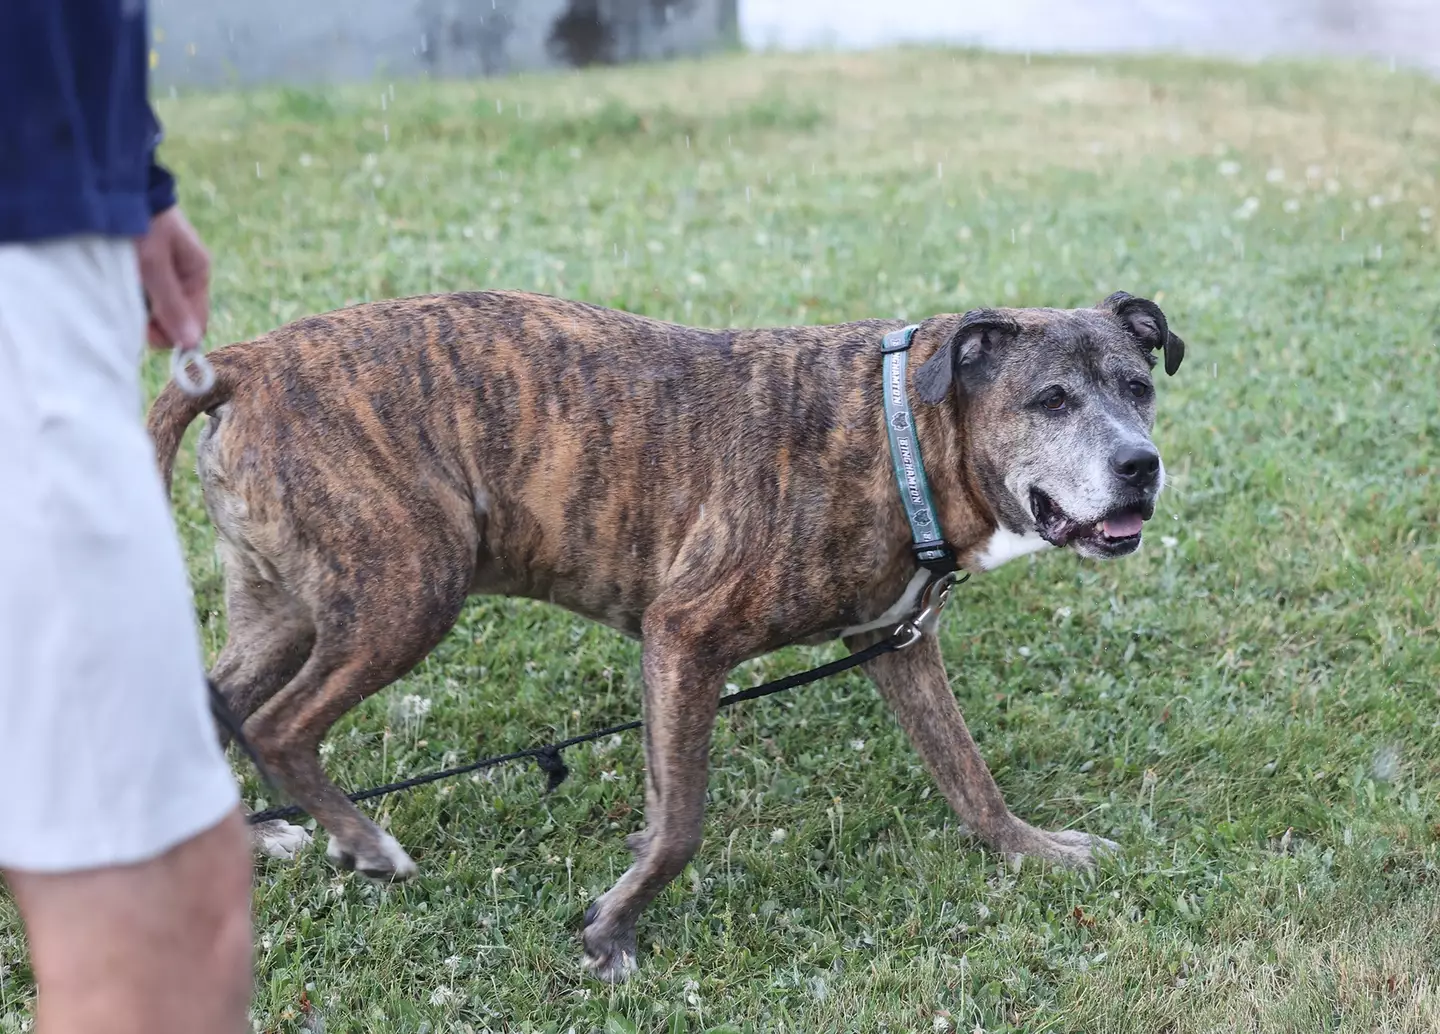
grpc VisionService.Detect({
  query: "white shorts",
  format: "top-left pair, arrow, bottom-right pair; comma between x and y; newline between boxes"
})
0,235 -> 239,873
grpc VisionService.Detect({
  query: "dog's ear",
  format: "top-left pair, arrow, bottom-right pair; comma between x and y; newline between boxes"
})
914,309 -> 1018,405
1099,291 -> 1185,376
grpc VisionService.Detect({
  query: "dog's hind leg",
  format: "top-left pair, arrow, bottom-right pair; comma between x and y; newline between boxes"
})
206,558 -> 319,863
240,530 -> 475,881
209,554 -> 315,739
845,630 -> 1117,868
242,621 -> 464,878
196,423 -> 316,737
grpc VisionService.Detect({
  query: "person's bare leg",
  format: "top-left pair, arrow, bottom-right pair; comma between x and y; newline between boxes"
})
5,809 -> 253,1034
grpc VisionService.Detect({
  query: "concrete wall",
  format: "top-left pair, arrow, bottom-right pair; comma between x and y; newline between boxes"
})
741,0 -> 1440,75
149,0 -> 739,88
149,0 -> 1438,88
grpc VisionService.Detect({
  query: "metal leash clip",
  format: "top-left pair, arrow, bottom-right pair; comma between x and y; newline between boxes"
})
888,570 -> 968,651
146,288 -> 217,397
170,341 -> 216,396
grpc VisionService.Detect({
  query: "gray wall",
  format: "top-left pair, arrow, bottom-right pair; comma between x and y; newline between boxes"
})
741,0 -> 1440,75
150,0 -> 739,88
149,0 -> 1438,89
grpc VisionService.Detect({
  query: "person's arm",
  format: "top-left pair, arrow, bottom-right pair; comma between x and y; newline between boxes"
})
137,102 -> 210,351
145,103 -> 179,216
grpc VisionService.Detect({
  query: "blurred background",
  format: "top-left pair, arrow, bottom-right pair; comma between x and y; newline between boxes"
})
58,2 -> 1433,1032
149,0 -> 1440,88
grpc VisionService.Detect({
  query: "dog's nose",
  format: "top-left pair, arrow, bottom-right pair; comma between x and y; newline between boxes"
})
1110,444 -> 1160,488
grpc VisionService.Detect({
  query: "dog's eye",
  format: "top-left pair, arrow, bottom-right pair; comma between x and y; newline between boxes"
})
1039,389 -> 1067,411
1128,379 -> 1152,400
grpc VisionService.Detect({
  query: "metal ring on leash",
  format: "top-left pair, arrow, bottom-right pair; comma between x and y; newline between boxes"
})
170,344 -> 215,396
888,621 -> 924,651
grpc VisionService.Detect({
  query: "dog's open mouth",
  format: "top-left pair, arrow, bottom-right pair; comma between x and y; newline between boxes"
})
1030,488 -> 1151,557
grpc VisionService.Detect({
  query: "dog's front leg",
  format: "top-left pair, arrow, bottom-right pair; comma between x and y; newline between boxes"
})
580,601 -> 730,984
846,630 -> 1117,867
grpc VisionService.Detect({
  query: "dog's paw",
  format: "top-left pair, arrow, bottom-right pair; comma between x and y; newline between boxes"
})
583,945 -> 639,985
1003,826 -> 1118,870
580,902 -> 639,984
251,819 -> 313,861
325,829 -> 418,881
1048,828 -> 1119,856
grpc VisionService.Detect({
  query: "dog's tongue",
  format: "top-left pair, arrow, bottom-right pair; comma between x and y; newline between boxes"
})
1101,512 -> 1144,539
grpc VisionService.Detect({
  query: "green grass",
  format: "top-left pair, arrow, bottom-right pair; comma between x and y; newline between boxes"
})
4,44 -> 1440,1034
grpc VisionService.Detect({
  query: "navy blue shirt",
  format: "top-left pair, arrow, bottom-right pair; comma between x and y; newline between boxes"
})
0,0 -> 176,244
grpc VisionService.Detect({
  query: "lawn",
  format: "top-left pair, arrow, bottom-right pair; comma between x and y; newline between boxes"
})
3,42 -> 1439,1034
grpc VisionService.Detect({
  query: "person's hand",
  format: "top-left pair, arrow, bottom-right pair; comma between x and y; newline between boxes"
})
138,206 -> 210,350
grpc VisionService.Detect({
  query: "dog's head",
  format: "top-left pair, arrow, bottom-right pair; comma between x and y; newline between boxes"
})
915,292 -> 1185,560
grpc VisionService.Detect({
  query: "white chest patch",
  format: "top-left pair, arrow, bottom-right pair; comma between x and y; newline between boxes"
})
838,530 -> 1052,639
974,527 -> 1052,570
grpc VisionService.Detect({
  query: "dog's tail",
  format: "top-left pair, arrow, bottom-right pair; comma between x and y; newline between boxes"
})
146,350 -> 238,495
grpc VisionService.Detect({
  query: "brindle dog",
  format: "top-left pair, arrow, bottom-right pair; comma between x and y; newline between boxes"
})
148,289 -> 1184,982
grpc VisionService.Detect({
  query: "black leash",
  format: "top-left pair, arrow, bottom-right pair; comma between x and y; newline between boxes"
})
242,627 -> 914,826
